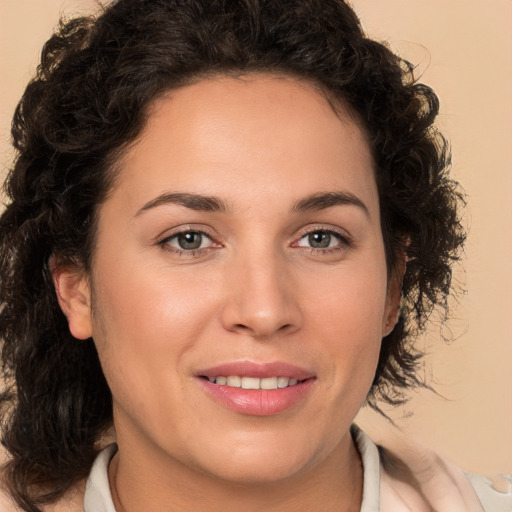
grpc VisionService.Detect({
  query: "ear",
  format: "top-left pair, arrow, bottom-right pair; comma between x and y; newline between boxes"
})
382,248 -> 408,338
51,258 -> 93,340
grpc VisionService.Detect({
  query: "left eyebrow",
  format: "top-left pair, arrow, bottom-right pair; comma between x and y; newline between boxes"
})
291,191 -> 370,218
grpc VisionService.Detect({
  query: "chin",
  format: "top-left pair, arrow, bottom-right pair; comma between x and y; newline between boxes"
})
184,429 -> 331,485
202,454 -> 313,485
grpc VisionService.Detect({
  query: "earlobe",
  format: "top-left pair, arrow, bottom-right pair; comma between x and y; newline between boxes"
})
382,248 -> 408,337
382,300 -> 401,338
52,260 -> 93,340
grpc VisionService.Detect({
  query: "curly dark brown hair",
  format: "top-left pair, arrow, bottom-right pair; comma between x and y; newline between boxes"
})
0,0 -> 465,510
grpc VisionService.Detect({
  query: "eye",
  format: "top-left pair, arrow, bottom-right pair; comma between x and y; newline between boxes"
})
296,230 -> 348,250
161,230 -> 215,252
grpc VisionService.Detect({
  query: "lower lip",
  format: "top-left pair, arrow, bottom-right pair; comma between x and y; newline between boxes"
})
198,378 -> 315,416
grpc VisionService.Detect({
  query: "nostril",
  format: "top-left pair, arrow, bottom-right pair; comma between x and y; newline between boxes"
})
220,295 -> 303,337
233,323 -> 250,331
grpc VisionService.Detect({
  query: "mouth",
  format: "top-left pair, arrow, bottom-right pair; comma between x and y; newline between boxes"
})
202,375 -> 302,389
196,361 -> 316,416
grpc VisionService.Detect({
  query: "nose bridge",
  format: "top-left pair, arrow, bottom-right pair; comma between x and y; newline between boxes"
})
221,243 -> 301,337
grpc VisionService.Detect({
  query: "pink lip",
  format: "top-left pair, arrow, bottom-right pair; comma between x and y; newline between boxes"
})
197,361 -> 315,380
196,361 -> 316,416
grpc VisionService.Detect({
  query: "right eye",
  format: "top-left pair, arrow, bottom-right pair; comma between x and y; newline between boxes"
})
160,230 -> 216,253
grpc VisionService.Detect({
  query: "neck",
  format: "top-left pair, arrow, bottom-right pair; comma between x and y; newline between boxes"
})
108,429 -> 363,512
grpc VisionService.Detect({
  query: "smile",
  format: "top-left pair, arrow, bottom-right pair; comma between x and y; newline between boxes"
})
206,376 -> 300,389
197,362 -> 316,416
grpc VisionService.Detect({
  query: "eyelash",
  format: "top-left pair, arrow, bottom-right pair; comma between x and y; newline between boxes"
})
293,227 -> 352,254
158,229 -> 218,257
158,226 -> 352,257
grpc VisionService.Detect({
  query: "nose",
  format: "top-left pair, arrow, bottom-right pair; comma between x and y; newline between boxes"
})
220,252 -> 303,338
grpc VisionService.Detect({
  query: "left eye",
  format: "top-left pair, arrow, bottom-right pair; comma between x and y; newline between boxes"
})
163,231 -> 213,251
296,230 -> 344,249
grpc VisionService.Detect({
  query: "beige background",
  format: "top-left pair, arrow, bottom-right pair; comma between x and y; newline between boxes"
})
1,1 -> 511,475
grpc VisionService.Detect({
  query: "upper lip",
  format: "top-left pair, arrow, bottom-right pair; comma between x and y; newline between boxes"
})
196,360 -> 315,381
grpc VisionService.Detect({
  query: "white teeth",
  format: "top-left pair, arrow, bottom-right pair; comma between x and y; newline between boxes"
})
209,376 -> 300,389
241,377 -> 260,389
260,377 -> 278,390
277,376 -> 289,388
226,376 -> 241,387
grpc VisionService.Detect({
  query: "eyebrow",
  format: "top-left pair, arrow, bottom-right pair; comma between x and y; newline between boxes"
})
136,192 -> 229,216
291,191 -> 370,217
135,190 -> 369,218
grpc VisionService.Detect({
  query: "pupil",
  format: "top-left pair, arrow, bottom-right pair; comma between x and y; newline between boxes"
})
178,232 -> 202,250
309,232 -> 330,248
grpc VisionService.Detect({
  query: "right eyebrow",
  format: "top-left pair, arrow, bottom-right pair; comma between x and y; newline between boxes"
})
135,192 -> 229,216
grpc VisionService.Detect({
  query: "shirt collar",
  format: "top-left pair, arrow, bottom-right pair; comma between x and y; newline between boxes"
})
84,443 -> 117,512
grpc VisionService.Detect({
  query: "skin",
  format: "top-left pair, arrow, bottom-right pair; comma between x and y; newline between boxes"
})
55,74 -> 402,511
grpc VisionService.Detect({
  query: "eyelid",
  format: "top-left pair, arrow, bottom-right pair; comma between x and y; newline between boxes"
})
157,225 -> 222,255
163,231 -> 213,248
294,225 -> 352,244
156,224 -> 218,242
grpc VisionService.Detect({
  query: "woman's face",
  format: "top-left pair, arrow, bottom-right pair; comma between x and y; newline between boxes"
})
66,75 -> 399,483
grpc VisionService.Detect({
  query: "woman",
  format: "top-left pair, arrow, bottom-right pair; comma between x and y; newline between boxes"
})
0,0 -> 509,511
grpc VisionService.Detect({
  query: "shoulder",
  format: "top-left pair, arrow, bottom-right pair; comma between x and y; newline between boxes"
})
465,472 -> 512,512
375,432 -> 512,512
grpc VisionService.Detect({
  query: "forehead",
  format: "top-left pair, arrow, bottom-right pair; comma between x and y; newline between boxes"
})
111,74 -> 377,217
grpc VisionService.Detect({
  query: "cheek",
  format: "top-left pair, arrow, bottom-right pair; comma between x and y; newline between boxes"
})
93,256 -> 213,337
302,261 -> 387,384
306,260 -> 388,333
89,257 -> 225,389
